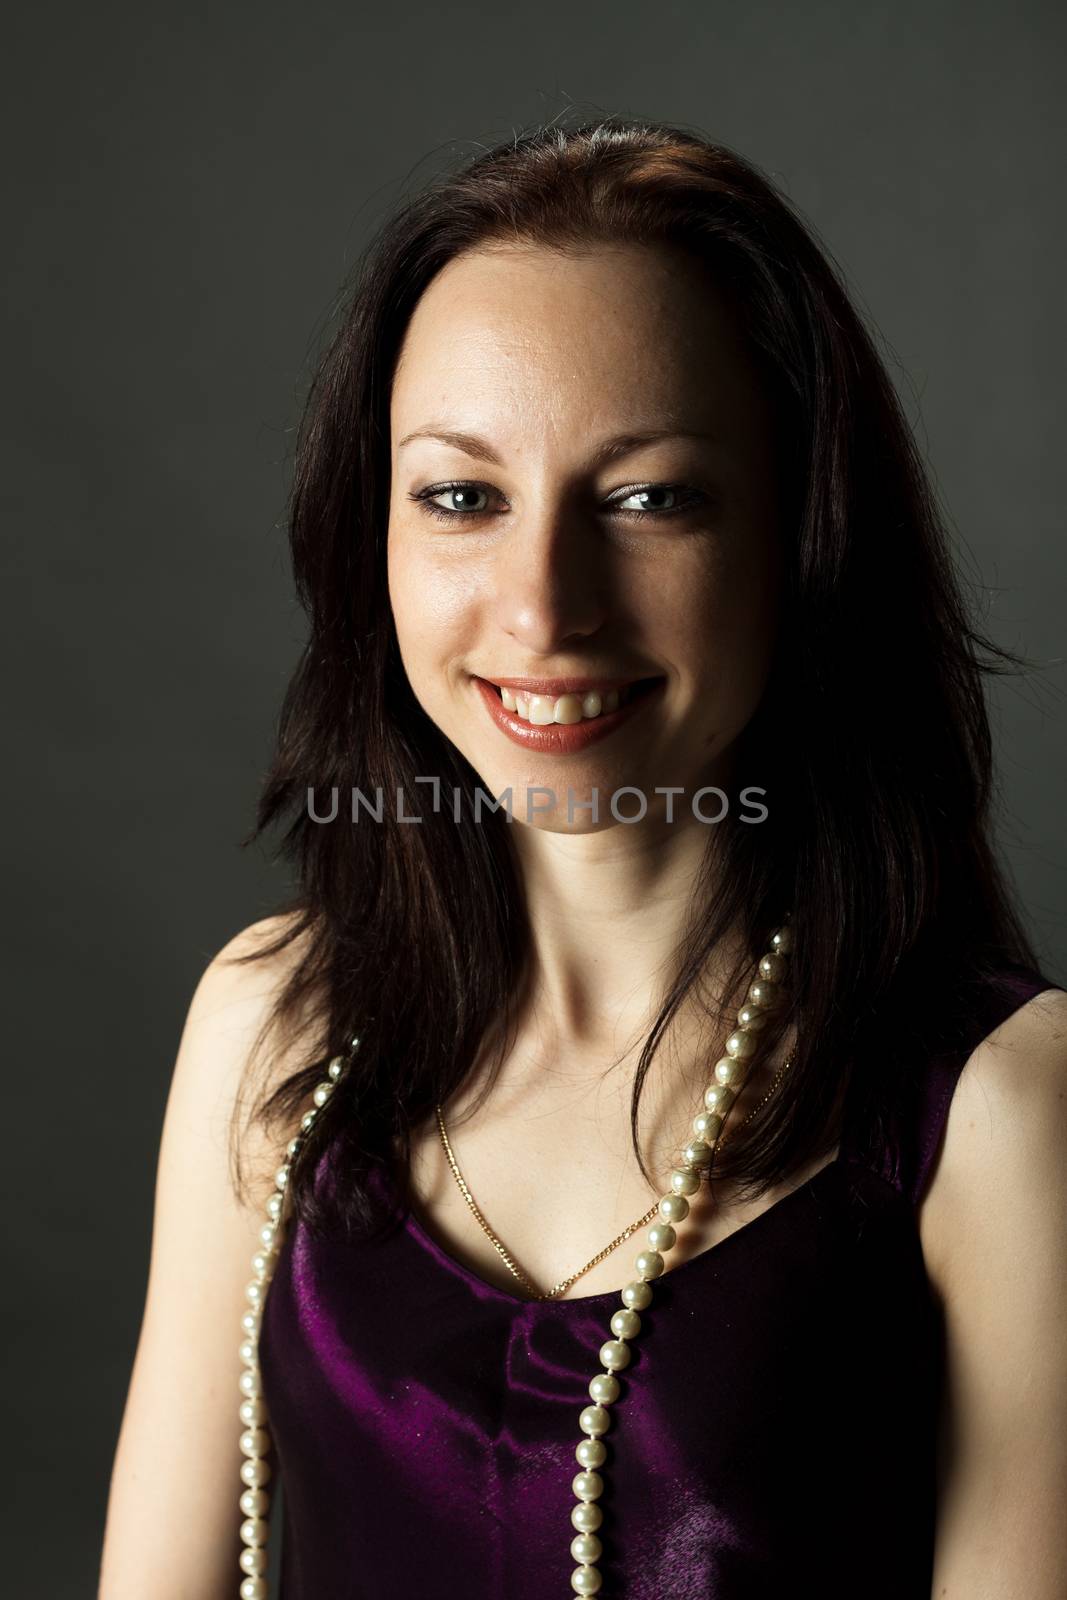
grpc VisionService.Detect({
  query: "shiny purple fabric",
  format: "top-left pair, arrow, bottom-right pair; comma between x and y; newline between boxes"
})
259,966 -> 1055,1598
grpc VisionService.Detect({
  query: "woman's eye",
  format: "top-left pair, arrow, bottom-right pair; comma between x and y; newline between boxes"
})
407,481 -> 707,524
609,485 -> 705,518
411,483 -> 496,520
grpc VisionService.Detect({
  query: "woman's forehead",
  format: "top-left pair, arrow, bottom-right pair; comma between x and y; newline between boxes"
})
390,246 -> 771,453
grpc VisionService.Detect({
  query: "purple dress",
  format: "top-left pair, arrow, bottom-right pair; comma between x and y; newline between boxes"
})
259,965 -> 1056,1598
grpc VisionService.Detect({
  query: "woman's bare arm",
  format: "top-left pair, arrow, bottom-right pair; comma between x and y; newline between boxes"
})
98,917 -> 311,1599
922,986 -> 1067,1599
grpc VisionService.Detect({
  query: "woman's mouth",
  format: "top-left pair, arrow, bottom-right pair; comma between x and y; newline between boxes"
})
471,675 -> 666,753
499,679 -> 658,724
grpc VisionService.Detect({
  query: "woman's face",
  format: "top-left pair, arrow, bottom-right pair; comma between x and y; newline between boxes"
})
387,241 -> 783,831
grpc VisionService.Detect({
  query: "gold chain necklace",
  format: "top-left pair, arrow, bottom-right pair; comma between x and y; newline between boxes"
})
434,1049 -> 793,1300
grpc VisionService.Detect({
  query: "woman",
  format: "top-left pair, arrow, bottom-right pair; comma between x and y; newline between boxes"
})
99,117 -> 1067,1599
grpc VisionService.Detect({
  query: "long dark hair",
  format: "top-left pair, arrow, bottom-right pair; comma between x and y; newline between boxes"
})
230,112 -> 1040,1239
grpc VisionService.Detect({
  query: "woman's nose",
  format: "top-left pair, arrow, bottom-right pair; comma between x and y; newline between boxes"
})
492,499 -> 609,654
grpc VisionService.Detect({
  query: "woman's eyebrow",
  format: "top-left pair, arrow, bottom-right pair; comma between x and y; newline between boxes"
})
396,425 -> 718,466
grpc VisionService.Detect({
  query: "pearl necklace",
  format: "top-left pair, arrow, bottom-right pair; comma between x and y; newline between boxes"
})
233,919 -> 793,1598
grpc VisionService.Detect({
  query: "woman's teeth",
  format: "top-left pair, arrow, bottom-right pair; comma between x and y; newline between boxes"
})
498,686 -> 623,724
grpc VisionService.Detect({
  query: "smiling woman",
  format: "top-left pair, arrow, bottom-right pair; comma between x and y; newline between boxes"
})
98,116 -> 1067,1600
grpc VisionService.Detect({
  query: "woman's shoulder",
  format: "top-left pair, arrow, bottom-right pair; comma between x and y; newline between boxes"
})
175,910 -> 320,1211
919,981 -> 1067,1586
840,963 -> 1063,1204
920,978 -> 1067,1292
203,909 -> 312,986
183,912 -> 312,1085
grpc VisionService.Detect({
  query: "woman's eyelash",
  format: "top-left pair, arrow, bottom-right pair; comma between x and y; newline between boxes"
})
407,481 -> 708,524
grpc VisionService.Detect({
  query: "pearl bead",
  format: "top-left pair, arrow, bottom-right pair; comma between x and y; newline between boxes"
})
725,1029 -> 757,1060
588,1373 -> 619,1405
575,1437 -> 606,1469
770,925 -> 793,954
669,1167 -> 700,1195
328,1055 -> 345,1079
240,1427 -> 271,1458
759,952 -> 785,983
579,1404 -> 610,1436
240,1488 -> 270,1518
239,1369 -> 262,1398
714,1055 -> 741,1086
259,1223 -> 278,1250
571,1532 -> 603,1563
647,1222 -> 675,1252
704,1083 -> 734,1113
240,1516 -> 269,1546
599,1338 -> 631,1370
621,1279 -> 653,1310
239,1398 -> 268,1427
286,1137 -> 301,1158
571,1564 -> 602,1594
300,1110 -> 317,1131
634,1250 -> 664,1279
610,1308 -> 640,1339
239,1545 -> 268,1576
737,1003 -> 767,1029
572,1469 -> 603,1501
239,1579 -> 267,1600
240,1311 -> 260,1339
572,1501 -> 603,1533
748,977 -> 780,1009
701,1111 -> 724,1143
239,1457 -> 271,1487
251,1251 -> 272,1278
659,1193 -> 689,1223
312,1082 -> 332,1108
245,1281 -> 265,1309
239,1339 -> 257,1368
274,1166 -> 290,1191
266,1193 -> 283,1220
682,1138 -> 711,1168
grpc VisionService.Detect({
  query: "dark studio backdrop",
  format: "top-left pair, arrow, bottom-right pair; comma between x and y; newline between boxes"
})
3,3 -> 1065,1593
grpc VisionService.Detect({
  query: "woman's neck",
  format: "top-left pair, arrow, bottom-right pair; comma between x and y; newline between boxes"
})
509,808 -> 739,1063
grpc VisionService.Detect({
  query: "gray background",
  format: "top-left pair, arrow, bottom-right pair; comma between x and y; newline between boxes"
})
3,3 -> 1064,1592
